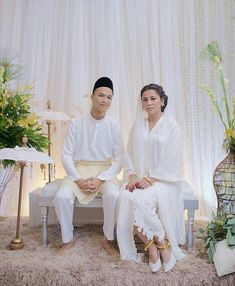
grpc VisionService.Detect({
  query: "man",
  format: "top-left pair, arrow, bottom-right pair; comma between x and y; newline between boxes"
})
54,77 -> 124,254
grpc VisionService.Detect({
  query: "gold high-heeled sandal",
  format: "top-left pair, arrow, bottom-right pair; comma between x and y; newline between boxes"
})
144,239 -> 162,273
144,239 -> 155,252
156,239 -> 176,272
155,239 -> 171,249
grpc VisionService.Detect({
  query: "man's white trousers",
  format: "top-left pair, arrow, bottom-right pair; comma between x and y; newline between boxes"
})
54,180 -> 119,243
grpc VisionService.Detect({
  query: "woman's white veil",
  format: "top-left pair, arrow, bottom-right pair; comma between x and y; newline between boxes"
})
124,96 -> 148,179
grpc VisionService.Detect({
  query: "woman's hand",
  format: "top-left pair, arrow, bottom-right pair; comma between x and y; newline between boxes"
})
138,178 -> 152,189
138,176 -> 157,189
126,174 -> 138,192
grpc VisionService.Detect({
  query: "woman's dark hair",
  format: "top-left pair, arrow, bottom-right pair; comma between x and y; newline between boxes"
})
140,83 -> 168,112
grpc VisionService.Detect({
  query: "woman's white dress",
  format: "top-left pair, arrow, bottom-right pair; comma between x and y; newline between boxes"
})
117,114 -> 186,262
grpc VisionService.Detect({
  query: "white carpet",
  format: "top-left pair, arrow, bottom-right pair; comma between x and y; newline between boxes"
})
0,218 -> 234,286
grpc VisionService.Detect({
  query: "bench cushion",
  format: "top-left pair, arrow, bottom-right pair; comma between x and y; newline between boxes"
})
39,178 -> 198,209
42,178 -> 63,196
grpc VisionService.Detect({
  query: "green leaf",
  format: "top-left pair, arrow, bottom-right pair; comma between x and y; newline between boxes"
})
227,215 -> 235,219
208,229 -> 214,237
227,217 -> 235,225
206,237 -> 212,246
226,229 -> 235,246
231,224 -> 235,234
210,240 -> 216,252
207,246 -> 215,263
198,228 -> 205,234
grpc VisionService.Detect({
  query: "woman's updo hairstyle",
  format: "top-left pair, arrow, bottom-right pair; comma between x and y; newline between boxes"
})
140,83 -> 168,112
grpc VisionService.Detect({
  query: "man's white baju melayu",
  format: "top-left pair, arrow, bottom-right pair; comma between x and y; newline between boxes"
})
54,112 -> 124,243
117,113 -> 186,262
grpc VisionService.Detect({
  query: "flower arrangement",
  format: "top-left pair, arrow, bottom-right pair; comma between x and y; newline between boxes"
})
0,54 -> 48,166
199,42 -> 235,263
200,41 -> 235,153
198,212 -> 235,263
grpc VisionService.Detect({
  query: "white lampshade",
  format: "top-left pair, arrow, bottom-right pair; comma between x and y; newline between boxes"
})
37,111 -> 70,121
0,146 -> 53,164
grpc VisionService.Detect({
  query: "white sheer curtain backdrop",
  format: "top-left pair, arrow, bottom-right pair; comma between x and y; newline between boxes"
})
0,0 -> 234,218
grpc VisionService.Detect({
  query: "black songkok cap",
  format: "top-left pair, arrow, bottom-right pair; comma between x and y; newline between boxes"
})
93,77 -> 113,93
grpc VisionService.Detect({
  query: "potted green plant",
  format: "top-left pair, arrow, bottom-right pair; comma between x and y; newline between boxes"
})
198,212 -> 235,277
199,212 -> 235,263
0,54 -> 48,158
0,53 -> 48,207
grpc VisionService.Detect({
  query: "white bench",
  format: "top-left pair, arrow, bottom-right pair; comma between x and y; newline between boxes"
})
31,181 -> 199,250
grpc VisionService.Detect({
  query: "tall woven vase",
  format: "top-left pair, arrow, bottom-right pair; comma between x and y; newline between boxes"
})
213,151 -> 235,215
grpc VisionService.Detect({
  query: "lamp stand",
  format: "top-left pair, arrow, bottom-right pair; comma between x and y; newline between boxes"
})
46,119 -> 52,183
9,162 -> 25,250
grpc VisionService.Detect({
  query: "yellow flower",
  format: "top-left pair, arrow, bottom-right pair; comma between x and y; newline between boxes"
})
21,84 -> 33,91
6,118 -> 13,127
214,56 -> 221,65
216,220 -> 224,226
225,128 -> 235,138
27,112 -> 38,125
18,118 -> 29,128
22,94 -> 32,101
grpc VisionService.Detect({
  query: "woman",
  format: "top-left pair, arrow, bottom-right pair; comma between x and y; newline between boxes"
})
117,84 -> 186,273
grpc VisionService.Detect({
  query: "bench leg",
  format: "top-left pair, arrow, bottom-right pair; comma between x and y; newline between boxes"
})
41,206 -> 49,246
187,208 -> 195,250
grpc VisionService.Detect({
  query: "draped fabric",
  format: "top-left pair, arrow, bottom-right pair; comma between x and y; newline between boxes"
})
0,166 -> 16,207
125,99 -> 183,182
0,0 -> 234,217
117,184 -> 186,261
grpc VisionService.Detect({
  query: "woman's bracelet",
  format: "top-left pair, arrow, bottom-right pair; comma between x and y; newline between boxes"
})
143,176 -> 153,186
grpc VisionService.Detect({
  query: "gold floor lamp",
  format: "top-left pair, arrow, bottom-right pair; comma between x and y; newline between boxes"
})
0,136 -> 53,250
37,100 -> 70,183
